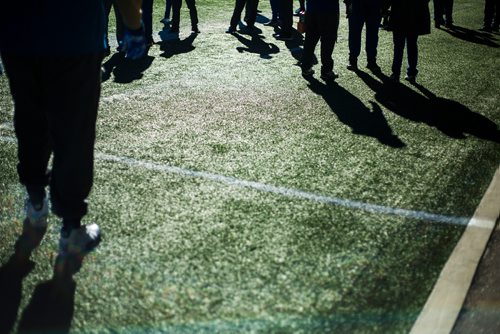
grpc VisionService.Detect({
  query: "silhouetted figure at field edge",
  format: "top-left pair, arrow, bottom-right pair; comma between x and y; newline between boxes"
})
304,75 -> 405,148
357,71 -> 500,143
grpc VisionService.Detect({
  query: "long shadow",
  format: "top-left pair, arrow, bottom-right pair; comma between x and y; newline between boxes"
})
283,29 -> 305,62
0,220 -> 46,333
303,75 -> 405,148
102,52 -> 155,83
440,25 -> 499,48
233,32 -> 280,59
356,71 -> 500,143
159,31 -> 198,59
17,255 -> 83,334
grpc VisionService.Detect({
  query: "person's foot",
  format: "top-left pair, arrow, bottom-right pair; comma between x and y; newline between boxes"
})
294,8 -> 305,16
192,25 -> 200,34
160,17 -> 171,25
404,74 -> 417,83
346,59 -> 358,71
59,224 -> 101,257
273,32 -> 293,41
321,71 -> 339,82
226,26 -> 236,34
264,20 -> 279,27
389,73 -> 400,83
301,67 -> 315,77
146,36 -> 154,47
25,198 -> 49,229
366,62 -> 381,73
434,20 -> 441,28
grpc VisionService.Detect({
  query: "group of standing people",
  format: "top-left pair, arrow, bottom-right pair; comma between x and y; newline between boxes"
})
300,0 -> 432,83
0,0 -> 499,265
105,0 -> 199,51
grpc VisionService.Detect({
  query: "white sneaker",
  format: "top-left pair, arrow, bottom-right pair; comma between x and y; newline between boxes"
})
25,198 -> 49,229
59,224 -> 101,257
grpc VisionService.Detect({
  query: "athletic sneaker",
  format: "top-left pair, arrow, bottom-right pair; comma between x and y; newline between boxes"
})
25,198 -> 49,229
59,224 -> 101,257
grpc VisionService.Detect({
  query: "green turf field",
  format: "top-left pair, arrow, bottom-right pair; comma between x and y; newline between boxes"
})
1,0 -> 499,333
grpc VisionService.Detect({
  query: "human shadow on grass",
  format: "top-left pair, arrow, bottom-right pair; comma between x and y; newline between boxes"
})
17,254 -> 83,334
439,25 -> 499,48
303,76 -> 406,148
159,31 -> 198,59
0,220 -> 45,334
102,52 -> 155,83
233,32 -> 280,59
269,25 -> 305,62
356,70 -> 500,143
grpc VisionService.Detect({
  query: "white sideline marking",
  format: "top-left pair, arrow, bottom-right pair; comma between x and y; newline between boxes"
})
0,136 -> 470,226
411,166 -> 500,334
95,153 -> 469,225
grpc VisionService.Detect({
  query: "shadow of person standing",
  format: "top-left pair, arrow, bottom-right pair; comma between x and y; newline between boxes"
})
101,53 -> 155,83
440,25 -> 499,48
356,70 -> 500,143
303,75 -> 405,148
234,31 -> 280,59
0,220 -> 45,334
159,32 -> 198,59
17,255 -> 84,334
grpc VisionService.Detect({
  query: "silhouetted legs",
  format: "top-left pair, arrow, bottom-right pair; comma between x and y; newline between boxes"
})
392,32 -> 419,78
302,11 -> 339,75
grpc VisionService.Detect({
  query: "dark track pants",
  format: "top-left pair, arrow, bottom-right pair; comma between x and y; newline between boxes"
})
1,53 -> 102,221
484,0 -> 500,28
278,0 -> 293,35
348,4 -> 382,64
171,0 -> 199,31
391,32 -> 419,77
230,0 -> 260,28
301,11 -> 340,75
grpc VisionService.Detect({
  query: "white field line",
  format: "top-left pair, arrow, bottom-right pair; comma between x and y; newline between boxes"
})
1,135 -> 469,226
410,166 -> 500,334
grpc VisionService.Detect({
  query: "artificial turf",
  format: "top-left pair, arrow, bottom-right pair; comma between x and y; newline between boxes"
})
1,0 -> 499,333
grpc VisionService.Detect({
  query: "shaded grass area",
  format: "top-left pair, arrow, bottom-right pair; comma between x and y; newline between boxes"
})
0,0 -> 499,332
